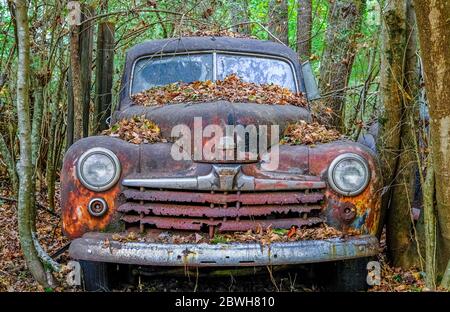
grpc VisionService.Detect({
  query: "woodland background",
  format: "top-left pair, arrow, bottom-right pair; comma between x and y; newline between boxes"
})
0,0 -> 450,291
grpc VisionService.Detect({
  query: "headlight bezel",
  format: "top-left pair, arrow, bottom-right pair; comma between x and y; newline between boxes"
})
76,147 -> 121,192
327,153 -> 370,196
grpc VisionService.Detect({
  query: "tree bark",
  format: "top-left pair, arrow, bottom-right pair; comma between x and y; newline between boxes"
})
376,0 -> 406,236
31,84 -> 44,168
423,154 -> 437,289
46,68 -> 65,211
80,5 -> 94,137
94,22 -> 115,133
14,0 -> 48,287
318,0 -> 365,130
297,0 -> 312,61
268,0 -> 289,45
69,23 -> 83,142
414,0 -> 450,272
384,0 -> 422,269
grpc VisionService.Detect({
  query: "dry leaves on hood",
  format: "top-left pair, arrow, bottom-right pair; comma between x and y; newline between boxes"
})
281,120 -> 342,145
182,29 -> 256,39
102,115 -> 164,144
132,74 -> 307,107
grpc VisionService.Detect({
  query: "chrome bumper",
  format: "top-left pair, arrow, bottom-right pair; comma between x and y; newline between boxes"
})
69,233 -> 379,267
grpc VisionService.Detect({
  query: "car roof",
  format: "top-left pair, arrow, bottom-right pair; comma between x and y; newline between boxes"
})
119,36 -> 305,109
125,36 -> 300,65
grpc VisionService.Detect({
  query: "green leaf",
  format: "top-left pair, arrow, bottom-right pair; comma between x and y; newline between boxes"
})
272,228 -> 288,235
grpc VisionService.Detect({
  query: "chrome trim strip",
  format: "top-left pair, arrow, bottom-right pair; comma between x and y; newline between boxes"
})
69,234 -> 379,267
122,164 -> 326,191
212,51 -> 217,81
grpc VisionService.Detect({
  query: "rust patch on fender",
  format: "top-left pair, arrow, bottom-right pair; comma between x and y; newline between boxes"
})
61,137 -> 138,239
308,142 -> 383,236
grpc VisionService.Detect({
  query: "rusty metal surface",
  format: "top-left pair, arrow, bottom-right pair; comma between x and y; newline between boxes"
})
122,189 -> 324,205
61,137 -> 139,238
69,232 -> 380,266
61,136 -> 382,241
122,215 -> 323,232
306,141 -> 383,236
118,202 -> 321,218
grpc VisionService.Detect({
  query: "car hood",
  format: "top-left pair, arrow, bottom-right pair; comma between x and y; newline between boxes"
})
112,101 -> 311,142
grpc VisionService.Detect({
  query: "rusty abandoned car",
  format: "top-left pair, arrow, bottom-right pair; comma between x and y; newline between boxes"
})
61,36 -> 382,291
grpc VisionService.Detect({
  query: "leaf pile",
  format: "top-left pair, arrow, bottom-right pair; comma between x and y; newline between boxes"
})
281,120 -> 342,145
109,223 -> 360,246
102,115 -> 164,144
0,188 -> 73,292
369,231 -> 446,292
183,29 -> 256,39
132,74 -> 307,107
216,224 -> 360,245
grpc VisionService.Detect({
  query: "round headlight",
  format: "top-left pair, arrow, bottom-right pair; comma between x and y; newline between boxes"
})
328,153 -> 370,196
77,147 -> 121,191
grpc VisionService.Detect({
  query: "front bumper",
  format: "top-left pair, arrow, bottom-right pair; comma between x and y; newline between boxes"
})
69,233 -> 379,267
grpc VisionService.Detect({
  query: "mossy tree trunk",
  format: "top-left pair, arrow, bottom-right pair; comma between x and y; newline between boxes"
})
383,0 -> 422,269
297,0 -> 312,61
14,0 -> 49,287
413,0 -> 450,275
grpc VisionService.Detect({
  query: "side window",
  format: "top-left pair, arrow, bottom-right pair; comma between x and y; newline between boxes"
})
131,54 -> 213,95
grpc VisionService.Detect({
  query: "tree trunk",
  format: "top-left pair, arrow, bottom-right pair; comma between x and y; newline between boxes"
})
376,0 -> 406,236
318,0 -> 365,130
297,0 -> 312,61
14,0 -> 48,287
385,0 -> 422,269
423,154 -> 437,289
46,68 -> 65,211
80,5 -> 94,137
31,84 -> 44,168
414,0 -> 450,273
268,0 -> 289,45
69,23 -> 83,142
94,22 -> 115,133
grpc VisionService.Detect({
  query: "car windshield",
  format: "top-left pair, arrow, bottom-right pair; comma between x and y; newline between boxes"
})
131,53 -> 297,95
131,54 -> 214,95
216,54 -> 296,91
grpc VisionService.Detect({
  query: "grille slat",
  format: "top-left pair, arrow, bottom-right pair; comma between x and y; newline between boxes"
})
120,186 -> 325,234
122,189 -> 324,205
122,215 -> 324,232
118,202 -> 322,218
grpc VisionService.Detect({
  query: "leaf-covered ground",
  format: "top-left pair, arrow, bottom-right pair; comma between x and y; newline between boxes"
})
0,185 -> 74,292
0,184 -> 439,292
132,75 -> 307,107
